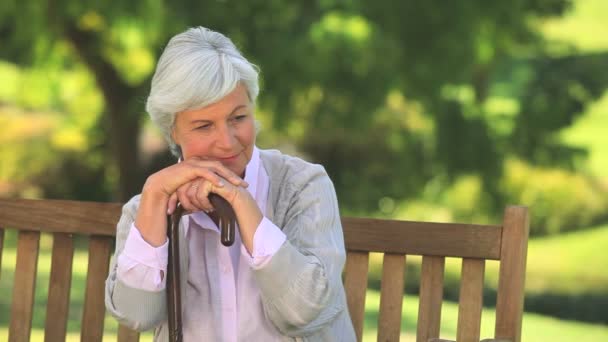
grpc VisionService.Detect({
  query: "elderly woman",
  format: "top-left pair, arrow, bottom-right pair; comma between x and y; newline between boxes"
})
104,27 -> 356,341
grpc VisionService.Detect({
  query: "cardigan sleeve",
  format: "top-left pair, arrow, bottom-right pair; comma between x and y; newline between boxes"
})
104,195 -> 168,331
253,166 -> 348,336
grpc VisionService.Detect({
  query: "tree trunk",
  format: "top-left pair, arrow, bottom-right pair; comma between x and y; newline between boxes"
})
106,100 -> 143,202
64,25 -> 145,201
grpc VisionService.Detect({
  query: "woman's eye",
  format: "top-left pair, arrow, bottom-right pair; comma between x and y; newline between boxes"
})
196,123 -> 212,130
234,114 -> 248,121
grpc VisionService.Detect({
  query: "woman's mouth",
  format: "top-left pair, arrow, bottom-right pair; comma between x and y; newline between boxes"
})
216,153 -> 239,161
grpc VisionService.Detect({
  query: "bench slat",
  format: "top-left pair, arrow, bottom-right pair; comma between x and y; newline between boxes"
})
343,217 -> 502,259
417,255 -> 445,342
377,253 -> 406,342
457,258 -> 485,342
44,233 -> 75,342
118,324 -> 140,342
344,251 -> 369,342
0,198 -> 121,236
495,206 -> 529,342
8,230 -> 40,342
81,236 -> 112,342
0,228 -> 4,280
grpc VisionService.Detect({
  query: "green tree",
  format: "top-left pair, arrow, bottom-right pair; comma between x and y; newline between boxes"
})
3,0 -> 606,214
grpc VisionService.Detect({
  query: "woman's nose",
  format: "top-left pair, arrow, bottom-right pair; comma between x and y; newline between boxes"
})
216,125 -> 237,149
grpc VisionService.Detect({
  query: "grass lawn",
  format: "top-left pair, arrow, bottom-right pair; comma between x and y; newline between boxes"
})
361,290 -> 608,342
524,222 -> 608,293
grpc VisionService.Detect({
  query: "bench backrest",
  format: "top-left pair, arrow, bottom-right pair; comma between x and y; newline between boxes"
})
342,206 -> 529,342
0,199 -> 528,342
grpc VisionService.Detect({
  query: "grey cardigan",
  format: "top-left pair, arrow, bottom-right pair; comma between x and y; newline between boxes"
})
105,149 -> 356,341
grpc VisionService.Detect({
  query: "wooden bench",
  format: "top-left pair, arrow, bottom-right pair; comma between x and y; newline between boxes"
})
0,198 -> 528,342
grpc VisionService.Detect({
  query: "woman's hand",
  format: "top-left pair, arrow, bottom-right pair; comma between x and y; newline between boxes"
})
168,178 -> 232,214
134,159 -> 248,247
150,158 -> 247,204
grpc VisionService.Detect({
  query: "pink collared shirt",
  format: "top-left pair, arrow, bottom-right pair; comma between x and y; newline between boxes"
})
116,147 -> 287,341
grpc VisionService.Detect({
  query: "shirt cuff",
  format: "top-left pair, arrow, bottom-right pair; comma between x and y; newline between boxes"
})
242,216 -> 286,269
116,223 -> 169,291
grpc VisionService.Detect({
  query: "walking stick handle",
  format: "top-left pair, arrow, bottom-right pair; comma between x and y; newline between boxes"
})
208,193 -> 237,246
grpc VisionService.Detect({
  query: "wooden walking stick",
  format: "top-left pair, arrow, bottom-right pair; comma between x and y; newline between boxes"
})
166,194 -> 237,341
167,205 -> 185,342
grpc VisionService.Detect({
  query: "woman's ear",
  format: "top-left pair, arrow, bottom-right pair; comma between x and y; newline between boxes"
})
176,144 -> 183,160
170,125 -> 183,160
170,127 -> 178,145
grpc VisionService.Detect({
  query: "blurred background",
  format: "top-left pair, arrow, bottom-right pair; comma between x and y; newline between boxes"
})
0,0 -> 606,340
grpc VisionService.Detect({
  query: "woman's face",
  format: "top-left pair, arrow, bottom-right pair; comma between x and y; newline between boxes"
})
172,84 -> 255,177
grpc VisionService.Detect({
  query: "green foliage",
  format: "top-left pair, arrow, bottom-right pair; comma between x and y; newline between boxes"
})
389,153 -> 608,237
391,174 -> 495,225
3,0 -> 604,208
300,121 -> 432,213
0,0 -> 606,235
512,52 -> 608,168
501,158 -> 608,235
0,59 -> 111,201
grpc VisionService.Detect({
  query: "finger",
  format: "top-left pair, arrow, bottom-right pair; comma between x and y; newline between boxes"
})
182,165 -> 228,189
186,181 -> 205,210
176,182 -> 198,212
196,181 -> 215,213
167,192 -> 178,215
206,176 -> 241,205
189,159 -> 249,187
191,180 -> 215,212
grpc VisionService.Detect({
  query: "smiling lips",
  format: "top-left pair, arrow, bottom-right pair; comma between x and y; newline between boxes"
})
216,153 -> 240,161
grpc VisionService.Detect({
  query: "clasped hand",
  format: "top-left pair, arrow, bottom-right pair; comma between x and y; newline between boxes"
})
145,157 -> 249,215
136,157 -> 263,250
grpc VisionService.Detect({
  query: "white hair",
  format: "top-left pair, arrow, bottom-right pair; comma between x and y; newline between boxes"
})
146,26 -> 260,157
